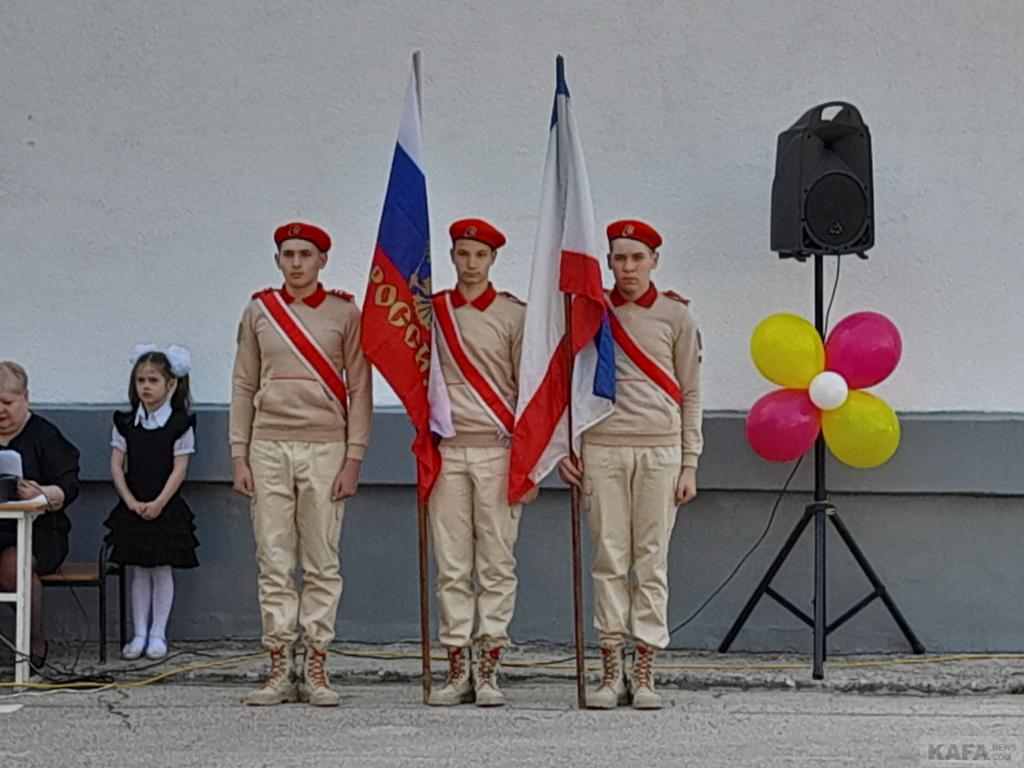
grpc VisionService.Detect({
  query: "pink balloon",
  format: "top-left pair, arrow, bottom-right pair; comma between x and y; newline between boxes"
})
825,312 -> 902,389
746,389 -> 821,462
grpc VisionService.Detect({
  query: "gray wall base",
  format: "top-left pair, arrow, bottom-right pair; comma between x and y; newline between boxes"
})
10,405 -> 1019,654
22,483 -> 1023,655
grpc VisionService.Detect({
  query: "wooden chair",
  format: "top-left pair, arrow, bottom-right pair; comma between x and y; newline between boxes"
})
40,545 -> 126,663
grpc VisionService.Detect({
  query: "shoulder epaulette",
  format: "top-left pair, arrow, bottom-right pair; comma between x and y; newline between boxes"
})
250,287 -> 275,300
326,289 -> 354,302
662,290 -> 691,306
499,291 -> 525,306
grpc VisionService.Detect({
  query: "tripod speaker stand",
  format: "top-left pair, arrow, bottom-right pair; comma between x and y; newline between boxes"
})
718,253 -> 925,678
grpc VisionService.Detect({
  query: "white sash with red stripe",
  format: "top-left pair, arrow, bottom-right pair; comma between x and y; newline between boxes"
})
255,290 -> 348,412
432,292 -> 515,436
604,296 -> 683,406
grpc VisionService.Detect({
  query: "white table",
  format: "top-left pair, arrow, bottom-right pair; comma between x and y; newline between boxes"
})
0,500 -> 46,684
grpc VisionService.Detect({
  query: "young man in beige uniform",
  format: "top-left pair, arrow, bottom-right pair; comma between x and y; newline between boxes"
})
230,221 -> 372,707
427,218 -> 534,708
560,219 -> 703,710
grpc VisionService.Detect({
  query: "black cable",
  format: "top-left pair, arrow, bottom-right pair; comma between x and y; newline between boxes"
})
0,626 -> 230,686
5,479 -> 93,681
0,629 -> 109,684
52,581 -> 90,678
666,258 -> 838,638
421,532 -> 809,662
824,255 -> 842,334
522,445 -> 811,653
667,456 -> 804,638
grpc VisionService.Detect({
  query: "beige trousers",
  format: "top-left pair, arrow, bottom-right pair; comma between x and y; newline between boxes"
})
249,439 -> 346,650
428,445 -> 521,648
582,443 -> 682,650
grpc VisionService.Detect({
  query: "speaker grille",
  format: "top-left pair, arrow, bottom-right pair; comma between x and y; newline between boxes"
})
803,172 -> 867,249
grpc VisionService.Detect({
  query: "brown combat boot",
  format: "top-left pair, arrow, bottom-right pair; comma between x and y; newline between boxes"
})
244,646 -> 299,706
428,646 -> 474,706
630,643 -> 662,710
586,644 -> 629,709
299,646 -> 341,707
474,645 -> 506,707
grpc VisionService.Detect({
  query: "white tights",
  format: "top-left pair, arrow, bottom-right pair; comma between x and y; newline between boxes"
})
129,565 -> 175,641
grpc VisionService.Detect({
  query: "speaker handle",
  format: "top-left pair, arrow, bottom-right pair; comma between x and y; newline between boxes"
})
803,101 -> 865,130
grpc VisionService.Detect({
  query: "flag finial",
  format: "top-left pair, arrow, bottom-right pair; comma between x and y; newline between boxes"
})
555,55 -> 569,96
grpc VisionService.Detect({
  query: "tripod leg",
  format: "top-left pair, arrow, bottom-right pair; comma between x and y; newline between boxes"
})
812,505 -> 828,679
829,512 -> 925,654
719,506 -> 814,652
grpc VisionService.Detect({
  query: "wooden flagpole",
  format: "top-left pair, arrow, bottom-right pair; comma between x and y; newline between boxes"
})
418,500 -> 432,704
412,49 -> 433,706
564,294 -> 588,709
554,54 -> 587,710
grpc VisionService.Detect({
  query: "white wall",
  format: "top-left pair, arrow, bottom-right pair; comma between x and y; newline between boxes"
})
3,0 -> 1021,412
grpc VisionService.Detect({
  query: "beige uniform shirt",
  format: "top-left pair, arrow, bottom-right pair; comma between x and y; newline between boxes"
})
229,284 -> 372,460
437,284 -> 525,448
584,283 -> 703,468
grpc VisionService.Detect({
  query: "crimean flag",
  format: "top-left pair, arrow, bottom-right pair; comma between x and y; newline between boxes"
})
361,53 -> 440,504
508,56 -> 616,503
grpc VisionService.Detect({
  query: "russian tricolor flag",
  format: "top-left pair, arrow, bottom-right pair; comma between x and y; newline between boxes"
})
361,53 -> 441,504
509,56 -> 615,502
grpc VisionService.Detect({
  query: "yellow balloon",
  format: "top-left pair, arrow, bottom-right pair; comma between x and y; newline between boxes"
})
822,391 -> 900,468
750,313 -> 825,388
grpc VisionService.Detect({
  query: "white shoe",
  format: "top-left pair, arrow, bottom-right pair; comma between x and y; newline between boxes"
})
122,636 -> 147,660
145,636 -> 168,660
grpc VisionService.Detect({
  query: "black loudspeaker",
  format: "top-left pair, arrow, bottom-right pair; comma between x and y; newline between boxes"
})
770,102 -> 874,257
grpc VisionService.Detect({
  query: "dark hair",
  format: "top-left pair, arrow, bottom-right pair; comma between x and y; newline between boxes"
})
128,352 -> 192,413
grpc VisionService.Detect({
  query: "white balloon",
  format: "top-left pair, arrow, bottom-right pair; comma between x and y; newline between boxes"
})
809,371 -> 849,411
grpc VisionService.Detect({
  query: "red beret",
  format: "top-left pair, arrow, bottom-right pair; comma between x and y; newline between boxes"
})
449,218 -> 506,250
274,222 -> 331,253
606,219 -> 662,250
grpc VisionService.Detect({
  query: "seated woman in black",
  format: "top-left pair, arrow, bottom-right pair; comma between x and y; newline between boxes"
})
0,361 -> 81,670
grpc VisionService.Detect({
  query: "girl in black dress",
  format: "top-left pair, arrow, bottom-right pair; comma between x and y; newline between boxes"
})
105,345 -> 198,660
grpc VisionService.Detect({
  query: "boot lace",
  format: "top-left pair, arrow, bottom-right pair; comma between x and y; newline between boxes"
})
445,648 -> 465,685
307,649 -> 329,689
264,647 -> 288,687
600,646 -> 622,687
477,647 -> 501,686
633,645 -> 655,689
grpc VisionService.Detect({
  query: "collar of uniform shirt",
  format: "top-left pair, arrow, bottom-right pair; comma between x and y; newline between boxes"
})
609,282 -> 658,308
134,400 -> 173,428
279,283 -> 327,308
451,282 -> 497,311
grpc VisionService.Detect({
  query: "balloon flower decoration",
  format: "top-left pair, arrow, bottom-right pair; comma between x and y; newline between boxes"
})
745,312 -> 902,468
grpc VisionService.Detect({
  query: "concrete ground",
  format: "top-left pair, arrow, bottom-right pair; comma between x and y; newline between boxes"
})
8,640 -> 1024,694
4,642 -> 1024,767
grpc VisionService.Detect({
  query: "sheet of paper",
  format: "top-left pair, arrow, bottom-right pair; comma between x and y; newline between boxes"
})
0,494 -> 47,508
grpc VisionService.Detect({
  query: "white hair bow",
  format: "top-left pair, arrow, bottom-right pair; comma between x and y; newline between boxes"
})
130,343 -> 158,364
164,345 -> 192,377
130,343 -> 192,377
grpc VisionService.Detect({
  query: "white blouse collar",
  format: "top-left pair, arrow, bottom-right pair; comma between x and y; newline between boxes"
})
135,400 -> 173,428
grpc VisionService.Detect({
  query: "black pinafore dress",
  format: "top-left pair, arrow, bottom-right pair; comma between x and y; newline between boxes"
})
103,410 -> 199,568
